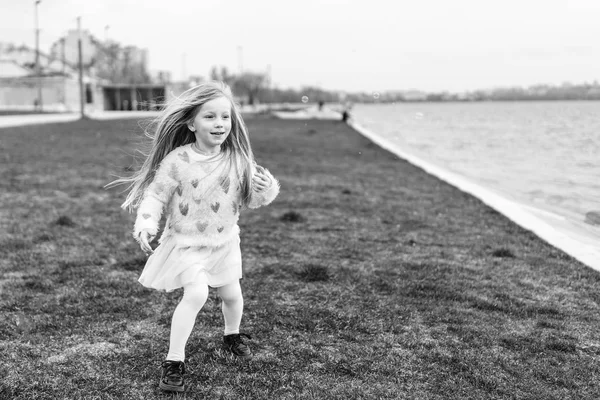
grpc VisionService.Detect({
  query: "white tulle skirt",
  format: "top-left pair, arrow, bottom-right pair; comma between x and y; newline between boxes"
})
138,234 -> 242,292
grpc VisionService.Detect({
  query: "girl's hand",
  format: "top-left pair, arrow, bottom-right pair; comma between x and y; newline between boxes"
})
139,231 -> 155,255
252,168 -> 272,193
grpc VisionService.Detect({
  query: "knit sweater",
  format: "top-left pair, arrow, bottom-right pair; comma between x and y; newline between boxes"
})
133,144 -> 280,247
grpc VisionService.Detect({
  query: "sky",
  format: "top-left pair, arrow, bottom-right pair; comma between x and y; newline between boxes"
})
1,0 -> 599,93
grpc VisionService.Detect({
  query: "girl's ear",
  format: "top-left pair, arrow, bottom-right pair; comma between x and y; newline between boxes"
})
187,122 -> 196,132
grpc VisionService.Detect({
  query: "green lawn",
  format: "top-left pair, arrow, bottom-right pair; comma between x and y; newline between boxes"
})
1,115 -> 600,399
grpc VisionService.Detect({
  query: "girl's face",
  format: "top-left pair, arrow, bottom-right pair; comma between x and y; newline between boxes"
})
188,96 -> 232,154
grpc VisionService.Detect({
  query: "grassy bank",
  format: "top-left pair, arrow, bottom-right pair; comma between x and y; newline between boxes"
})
1,115 -> 600,399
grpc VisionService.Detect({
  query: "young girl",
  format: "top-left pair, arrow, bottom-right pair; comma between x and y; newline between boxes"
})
108,81 -> 279,393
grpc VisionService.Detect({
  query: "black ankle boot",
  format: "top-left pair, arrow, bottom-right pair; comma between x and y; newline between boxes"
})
223,333 -> 252,359
159,360 -> 185,392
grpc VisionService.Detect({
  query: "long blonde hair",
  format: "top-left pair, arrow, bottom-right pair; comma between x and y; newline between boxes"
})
107,81 -> 255,211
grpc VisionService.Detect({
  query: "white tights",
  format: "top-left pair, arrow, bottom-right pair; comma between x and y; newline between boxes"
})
166,280 -> 243,362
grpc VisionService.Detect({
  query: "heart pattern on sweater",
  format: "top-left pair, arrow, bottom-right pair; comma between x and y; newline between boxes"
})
211,202 -> 220,213
154,182 -> 165,195
191,179 -> 199,188
142,213 -> 151,219
175,185 -> 183,196
168,163 -> 180,180
220,176 -> 230,194
231,201 -> 238,215
201,163 -> 214,174
178,151 -> 190,163
196,222 -> 208,232
179,202 -> 189,216
192,196 -> 202,205
217,226 -> 224,233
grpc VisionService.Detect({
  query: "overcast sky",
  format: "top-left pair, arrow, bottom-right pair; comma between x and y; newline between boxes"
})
1,0 -> 599,92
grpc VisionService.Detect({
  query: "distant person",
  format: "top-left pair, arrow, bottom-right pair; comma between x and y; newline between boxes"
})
107,81 -> 280,393
318,100 -> 324,111
341,102 -> 353,123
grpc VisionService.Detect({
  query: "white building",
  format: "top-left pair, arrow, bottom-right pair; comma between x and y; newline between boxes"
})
0,42 -> 97,112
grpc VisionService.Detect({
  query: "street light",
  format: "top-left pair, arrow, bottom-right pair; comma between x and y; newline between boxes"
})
237,45 -> 243,75
77,16 -> 85,119
34,0 -> 43,111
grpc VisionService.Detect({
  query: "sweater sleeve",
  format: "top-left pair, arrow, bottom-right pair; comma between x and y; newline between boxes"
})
248,165 -> 280,209
133,153 -> 180,240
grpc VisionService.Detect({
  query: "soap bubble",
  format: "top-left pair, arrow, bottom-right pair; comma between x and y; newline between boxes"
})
301,96 -> 309,103
373,92 -> 380,99
415,112 -> 424,119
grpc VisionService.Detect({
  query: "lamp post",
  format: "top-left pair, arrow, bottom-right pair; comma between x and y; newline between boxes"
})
60,37 -> 65,74
77,16 -> 85,119
34,0 -> 43,111
237,45 -> 243,75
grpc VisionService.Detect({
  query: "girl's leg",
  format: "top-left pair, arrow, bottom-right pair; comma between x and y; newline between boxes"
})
217,280 -> 243,335
166,282 -> 209,361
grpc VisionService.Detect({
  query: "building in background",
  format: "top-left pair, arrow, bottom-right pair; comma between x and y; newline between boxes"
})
0,41 -> 97,112
0,59 -> 30,78
0,39 -> 99,112
0,35 -> 166,113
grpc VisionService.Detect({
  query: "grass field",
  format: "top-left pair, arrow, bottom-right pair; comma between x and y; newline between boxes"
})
1,115 -> 600,399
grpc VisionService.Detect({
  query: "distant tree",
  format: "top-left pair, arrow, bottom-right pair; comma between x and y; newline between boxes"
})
426,93 -> 445,102
117,45 -> 150,84
188,75 -> 204,86
209,65 -> 236,86
48,33 -> 97,73
233,72 -> 268,105
95,41 -> 121,82
298,86 -> 340,104
221,67 -> 235,86
207,66 -> 269,104
209,66 -> 220,81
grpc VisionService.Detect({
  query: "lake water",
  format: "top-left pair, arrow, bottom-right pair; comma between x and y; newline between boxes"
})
351,101 -> 600,267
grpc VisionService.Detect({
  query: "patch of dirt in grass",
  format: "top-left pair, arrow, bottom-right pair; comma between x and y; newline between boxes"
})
54,215 -> 76,227
296,264 -> 331,282
280,210 -> 305,222
491,247 -> 516,258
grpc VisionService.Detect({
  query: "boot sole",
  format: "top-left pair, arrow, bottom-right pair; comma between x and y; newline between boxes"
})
159,380 -> 185,392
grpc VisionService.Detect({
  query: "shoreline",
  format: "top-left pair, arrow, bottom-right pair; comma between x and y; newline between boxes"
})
347,118 -> 600,272
271,104 -> 600,271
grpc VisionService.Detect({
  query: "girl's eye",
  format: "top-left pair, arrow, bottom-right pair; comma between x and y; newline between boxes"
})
223,115 -> 230,119
205,115 -> 214,119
